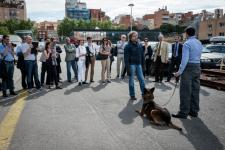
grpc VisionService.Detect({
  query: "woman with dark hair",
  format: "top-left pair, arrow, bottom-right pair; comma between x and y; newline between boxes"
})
44,42 -> 62,89
99,37 -> 112,83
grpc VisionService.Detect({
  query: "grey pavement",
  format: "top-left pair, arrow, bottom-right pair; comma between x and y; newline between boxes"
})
0,50 -> 225,150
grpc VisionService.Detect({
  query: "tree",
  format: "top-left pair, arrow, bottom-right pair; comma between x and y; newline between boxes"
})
0,26 -> 10,35
2,19 -> 34,34
160,24 -> 187,35
57,17 -> 124,36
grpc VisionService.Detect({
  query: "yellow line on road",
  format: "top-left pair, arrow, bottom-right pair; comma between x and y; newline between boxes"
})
0,91 -> 28,150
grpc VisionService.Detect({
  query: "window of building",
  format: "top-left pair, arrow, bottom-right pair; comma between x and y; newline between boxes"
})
208,34 -> 212,38
219,22 -> 225,28
219,32 -> 224,36
208,24 -> 212,30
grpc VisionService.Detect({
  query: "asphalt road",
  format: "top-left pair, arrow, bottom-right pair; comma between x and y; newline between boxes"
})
0,50 -> 225,150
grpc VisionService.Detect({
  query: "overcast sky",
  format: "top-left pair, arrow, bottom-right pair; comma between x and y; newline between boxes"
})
26,0 -> 225,22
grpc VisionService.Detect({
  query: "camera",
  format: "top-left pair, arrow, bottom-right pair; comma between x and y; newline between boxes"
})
11,43 -> 17,47
30,41 -> 39,55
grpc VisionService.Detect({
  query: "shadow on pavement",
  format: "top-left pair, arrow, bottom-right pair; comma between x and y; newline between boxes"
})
154,82 -> 173,92
91,82 -> 107,92
180,118 -> 224,150
200,88 -> 210,96
118,99 -> 142,125
0,89 -> 27,107
64,84 -> 90,95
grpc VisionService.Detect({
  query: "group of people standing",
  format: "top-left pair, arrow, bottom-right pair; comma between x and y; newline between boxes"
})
0,26 -> 203,120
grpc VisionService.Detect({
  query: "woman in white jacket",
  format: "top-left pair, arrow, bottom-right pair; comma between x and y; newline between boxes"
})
76,40 -> 87,86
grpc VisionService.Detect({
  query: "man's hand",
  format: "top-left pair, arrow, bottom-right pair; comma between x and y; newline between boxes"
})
173,72 -> 180,77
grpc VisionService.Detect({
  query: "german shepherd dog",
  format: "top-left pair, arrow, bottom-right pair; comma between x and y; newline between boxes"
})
136,87 -> 182,131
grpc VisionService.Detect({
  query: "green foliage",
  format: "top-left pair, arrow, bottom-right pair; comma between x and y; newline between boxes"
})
57,17 -> 121,36
160,24 -> 187,35
0,26 -> 10,35
0,19 -> 34,34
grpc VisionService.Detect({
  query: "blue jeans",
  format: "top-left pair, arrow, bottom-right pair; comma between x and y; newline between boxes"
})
66,60 -> 77,81
2,61 -> 14,91
25,60 -> 40,89
129,64 -> 145,97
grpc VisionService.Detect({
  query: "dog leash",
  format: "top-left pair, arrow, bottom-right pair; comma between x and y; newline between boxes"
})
159,81 -> 178,107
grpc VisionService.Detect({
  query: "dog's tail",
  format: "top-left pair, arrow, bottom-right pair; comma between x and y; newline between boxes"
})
168,122 -> 182,132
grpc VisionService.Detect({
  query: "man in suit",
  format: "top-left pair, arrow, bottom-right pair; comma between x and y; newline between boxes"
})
153,34 -> 169,83
166,35 -> 183,82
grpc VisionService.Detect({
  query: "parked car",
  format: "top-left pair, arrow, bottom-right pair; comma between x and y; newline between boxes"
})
200,44 -> 225,69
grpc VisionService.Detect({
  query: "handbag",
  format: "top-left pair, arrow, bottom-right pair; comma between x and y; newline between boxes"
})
96,53 -> 108,61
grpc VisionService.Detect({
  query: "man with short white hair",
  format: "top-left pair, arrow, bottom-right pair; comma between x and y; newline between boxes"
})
22,36 -> 41,92
153,33 -> 169,83
116,34 -> 127,78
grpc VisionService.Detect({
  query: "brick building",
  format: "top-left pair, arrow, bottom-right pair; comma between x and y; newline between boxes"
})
198,9 -> 225,40
36,21 -> 59,40
0,0 -> 27,21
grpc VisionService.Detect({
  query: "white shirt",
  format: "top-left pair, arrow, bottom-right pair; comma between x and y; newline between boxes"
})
22,43 -> 36,61
76,45 -> 87,60
85,42 -> 98,55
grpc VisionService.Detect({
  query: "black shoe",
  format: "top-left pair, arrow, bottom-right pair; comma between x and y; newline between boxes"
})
78,82 -> 82,86
172,113 -> 187,119
90,80 -> 94,83
107,80 -> 111,83
129,96 -> 137,101
3,91 -> 8,97
10,91 -> 17,95
165,80 -> 170,82
188,112 -> 198,117
56,86 -> 62,89
82,81 -> 88,84
116,75 -> 119,78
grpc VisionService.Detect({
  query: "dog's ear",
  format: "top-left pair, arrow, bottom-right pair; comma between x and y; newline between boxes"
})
150,87 -> 155,93
144,88 -> 148,94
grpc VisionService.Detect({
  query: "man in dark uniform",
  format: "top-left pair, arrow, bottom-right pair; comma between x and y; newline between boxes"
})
166,35 -> 183,82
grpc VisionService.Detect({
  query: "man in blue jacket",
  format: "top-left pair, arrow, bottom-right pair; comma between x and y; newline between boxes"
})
173,27 -> 203,119
124,31 -> 145,100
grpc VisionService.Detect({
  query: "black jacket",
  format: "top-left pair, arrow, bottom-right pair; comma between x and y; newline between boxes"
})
142,45 -> 153,60
124,41 -> 144,66
172,43 -> 183,61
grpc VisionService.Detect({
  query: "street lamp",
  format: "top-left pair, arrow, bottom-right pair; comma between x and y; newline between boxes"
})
128,3 -> 134,31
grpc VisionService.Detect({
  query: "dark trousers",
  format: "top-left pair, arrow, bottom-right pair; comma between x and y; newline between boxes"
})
20,67 -> 27,89
179,63 -> 201,116
122,66 -> 127,77
2,61 -> 14,92
25,60 -> 40,89
41,62 -> 47,85
46,64 -> 58,86
144,58 -> 152,76
85,56 -> 95,81
56,63 -> 61,81
154,56 -> 165,81
167,58 -> 181,82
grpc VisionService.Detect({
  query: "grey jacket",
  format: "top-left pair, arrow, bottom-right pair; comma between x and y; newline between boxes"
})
64,44 -> 76,61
